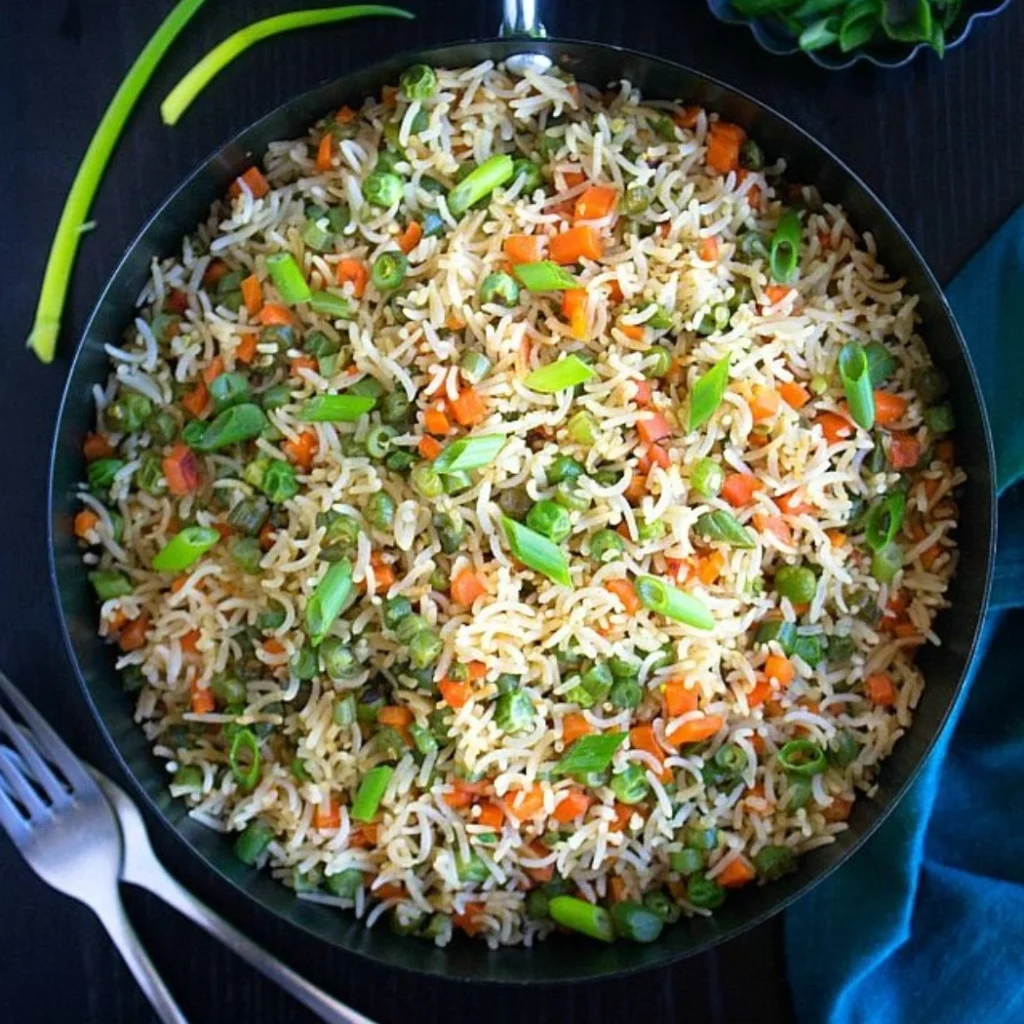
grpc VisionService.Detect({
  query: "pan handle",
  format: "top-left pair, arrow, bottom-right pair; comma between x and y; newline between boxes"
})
499,0 -> 553,75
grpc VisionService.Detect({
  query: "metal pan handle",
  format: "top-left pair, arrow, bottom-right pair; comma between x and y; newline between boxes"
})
499,0 -> 553,74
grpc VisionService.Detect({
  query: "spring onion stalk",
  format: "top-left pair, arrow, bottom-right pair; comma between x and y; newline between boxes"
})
305,559 -> 353,645
501,516 -> 573,588
27,0 -> 208,363
555,732 -> 628,775
513,260 -> 579,291
687,356 -> 731,431
548,896 -> 615,943
351,764 -> 394,821
432,434 -> 506,474
152,525 -> 220,572
228,728 -> 261,790
864,492 -> 906,552
308,291 -> 352,318
635,575 -> 714,630
447,154 -> 514,216
299,394 -> 377,422
769,210 -> 802,283
838,341 -> 875,430
161,6 -> 415,125
523,355 -> 595,393
266,252 -> 311,304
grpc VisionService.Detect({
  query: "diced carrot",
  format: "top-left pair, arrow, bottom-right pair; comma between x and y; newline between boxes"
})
608,802 -> 636,832
380,84 -> 398,107
258,303 -> 293,326
446,313 -> 467,331
259,522 -> 277,551
779,381 -> 810,410
605,578 -> 640,614
263,638 -> 285,656
826,529 -> 848,548
753,513 -> 792,545
240,275 -> 263,318
418,435 -> 443,460
451,569 -> 487,606
865,672 -> 896,706
721,473 -> 762,508
549,225 -> 603,264
552,789 -> 591,824
315,133 -> 334,172
562,712 -> 593,746
476,802 -> 505,830
398,220 -> 422,255
647,443 -> 671,470
695,549 -> 725,585
448,387 -> 486,427
234,335 -> 258,367
452,902 -> 487,935
636,411 -> 672,445
749,387 -> 781,423
503,234 -> 546,264
777,490 -> 814,517
229,166 -> 270,200
118,614 -> 150,652
747,678 -> 773,708
162,444 -> 200,496
465,661 -> 487,681
699,236 -> 720,262
107,608 -> 129,630
560,288 -> 588,340
764,654 -> 794,687
507,783 -> 545,821
814,412 -> 854,444
619,322 -> 644,341
574,185 -> 618,222
632,379 -> 652,405
203,260 -> 229,287
764,285 -> 793,305
663,679 -> 698,718
818,230 -> 832,251
73,509 -> 100,539
164,288 -> 189,314
314,798 -> 341,830
624,472 -> 648,503
290,355 -> 318,377
283,430 -> 318,472
374,881 -> 405,901
83,432 -> 114,461
202,355 -> 225,386
666,714 -> 724,747
673,105 -> 701,129
423,408 -> 450,436
180,629 -> 201,655
439,678 -> 472,709
370,558 -> 396,592
608,876 -> 628,903
335,258 -> 368,298
181,378 -> 210,419
348,823 -> 378,847
718,855 -> 755,888
888,432 -> 922,470
874,391 -> 909,425
706,121 -> 746,174
823,797 -> 853,822
334,105 -> 356,124
936,439 -> 955,463
378,706 -> 413,732
747,184 -> 763,211
190,678 -> 215,715
629,724 -> 669,774
560,169 -> 586,189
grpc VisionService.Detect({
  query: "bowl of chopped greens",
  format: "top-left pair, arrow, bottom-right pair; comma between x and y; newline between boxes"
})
707,0 -> 1012,68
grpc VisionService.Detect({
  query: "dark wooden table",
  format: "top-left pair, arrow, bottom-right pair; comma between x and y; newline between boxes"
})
2,2 -> 1022,1021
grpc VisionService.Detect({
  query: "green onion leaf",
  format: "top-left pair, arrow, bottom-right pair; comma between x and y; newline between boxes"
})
28,0 -> 209,363
501,516 -> 573,589
513,261 -> 579,291
864,340 -> 897,386
305,559 -> 353,645
447,154 -> 514,216
351,764 -> 394,822
838,342 -> 875,430
769,210 -> 802,283
554,732 -> 628,775
299,394 -> 377,422
160,5 -> 415,125
432,434 -> 506,474
692,510 -> 756,549
152,526 -> 220,573
523,355 -> 595,394
687,356 -> 731,432
864,492 -> 906,553
308,291 -> 352,319
635,575 -> 715,630
228,728 -> 261,790
195,403 -> 268,450
266,252 -> 311,305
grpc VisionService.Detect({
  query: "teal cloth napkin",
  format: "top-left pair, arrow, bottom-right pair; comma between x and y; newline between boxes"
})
786,204 -> 1024,1023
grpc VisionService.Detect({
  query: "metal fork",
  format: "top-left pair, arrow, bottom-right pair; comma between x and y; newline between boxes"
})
0,671 -> 375,1024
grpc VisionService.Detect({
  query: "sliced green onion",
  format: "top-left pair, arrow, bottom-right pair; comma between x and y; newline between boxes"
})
228,727 -> 261,790
871,541 -> 903,583
479,271 -> 520,306
567,410 -> 598,445
687,356 -> 731,432
399,63 -> 438,101
305,559 -> 353,645
161,6 -> 415,125
447,154 -> 514,216
635,575 -> 714,630
88,570 -> 133,601
152,526 -> 220,572
554,732 -> 628,775
792,633 -> 824,668
865,340 -> 897,385
299,394 -> 376,422
513,260 -> 578,291
495,690 -> 535,733
523,355 -> 595,393
371,250 -> 408,291
778,739 -> 827,776
195,403 -> 268,450
548,896 -> 615,943
265,252 -> 312,304
864,492 -> 906,553
432,434 -> 506,474
502,516 -> 573,588
799,16 -> 842,52
308,291 -> 352,319
690,457 -> 724,497
692,510 -> 755,549
459,350 -> 492,383
351,764 -> 394,822
234,820 -> 274,865
838,342 -> 875,430
29,0 -> 209,363
769,210 -> 802,283
610,900 -> 664,943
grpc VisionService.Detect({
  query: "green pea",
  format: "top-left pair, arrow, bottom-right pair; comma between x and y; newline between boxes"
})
637,518 -> 665,542
363,170 -> 403,208
209,372 -> 252,413
913,366 -> 949,404
380,388 -> 412,426
459,350 -> 492,384
547,455 -> 585,485
786,775 -> 812,809
325,867 -> 364,899
233,820 -> 274,865
495,689 -> 535,733
357,685 -> 386,723
257,602 -> 286,631
589,529 -> 626,563
610,764 -> 649,804
317,510 -> 361,554
432,510 -> 466,554
88,458 -> 125,492
753,844 -> 795,881
739,138 -> 765,171
526,889 -> 550,920
669,847 -> 705,876
367,490 -> 397,531
684,824 -> 718,851
644,346 -> 672,378
148,410 -> 178,445
291,645 -> 318,681
382,595 -> 412,629
643,888 -> 681,924
555,480 -> 590,512
107,392 -> 153,433
409,628 -> 443,669
399,63 -> 438,101
511,158 -> 543,193
385,449 -> 416,472
496,673 -> 520,694
609,678 -> 642,710
171,764 -> 204,793
690,457 -> 724,498
774,565 -> 818,604
479,271 -> 520,307
261,383 -> 293,411
228,536 -> 263,574
610,900 -> 664,943
623,181 -> 652,215
870,542 -> 903,583
134,455 -> 166,497
925,404 -> 955,434
410,462 -> 444,498
685,872 -> 726,909
261,460 -> 298,503
827,729 -> 860,769
320,637 -> 359,679
526,500 -> 572,543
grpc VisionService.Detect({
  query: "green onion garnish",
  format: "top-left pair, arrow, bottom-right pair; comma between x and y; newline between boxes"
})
838,341 -> 875,430
88,570 -> 133,601
447,154 -> 514,217
523,355 -> 595,394
769,210 -> 802,284
513,261 -> 579,291
547,895 -> 615,943
635,575 -> 714,630
864,492 -> 906,553
864,340 -> 897,385
351,764 -> 394,822
308,291 -> 352,319
152,526 -> 220,573
554,732 -> 628,775
501,516 -> 573,589
266,252 -> 311,305
160,5 -> 416,125
28,0 -> 208,363
777,739 -> 827,777
305,559 -> 353,645
228,727 -> 261,790
194,403 -> 268,450
692,510 -> 756,549
298,394 -> 377,422
432,434 -> 506,474
687,356 -> 731,431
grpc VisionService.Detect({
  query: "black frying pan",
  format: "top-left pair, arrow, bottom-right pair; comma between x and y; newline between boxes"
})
47,3 -> 996,985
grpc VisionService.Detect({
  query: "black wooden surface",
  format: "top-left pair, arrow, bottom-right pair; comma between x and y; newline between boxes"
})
1,2 -> 1022,1022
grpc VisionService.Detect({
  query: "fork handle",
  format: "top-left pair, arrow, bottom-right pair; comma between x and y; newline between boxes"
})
93,890 -> 189,1024
129,860 -> 375,1024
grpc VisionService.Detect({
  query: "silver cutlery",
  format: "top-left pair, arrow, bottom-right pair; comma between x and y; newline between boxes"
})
0,670 -> 376,1024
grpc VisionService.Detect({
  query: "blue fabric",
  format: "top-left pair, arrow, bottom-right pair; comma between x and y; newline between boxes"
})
786,203 -> 1024,1024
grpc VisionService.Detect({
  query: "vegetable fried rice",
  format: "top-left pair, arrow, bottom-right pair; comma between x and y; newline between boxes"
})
76,60 -> 963,947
